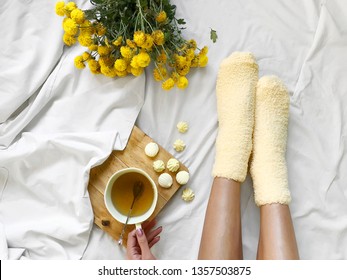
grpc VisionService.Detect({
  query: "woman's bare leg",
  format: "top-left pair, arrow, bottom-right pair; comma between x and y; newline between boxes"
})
250,76 -> 298,259
199,53 -> 258,260
198,178 -> 243,260
257,204 -> 299,259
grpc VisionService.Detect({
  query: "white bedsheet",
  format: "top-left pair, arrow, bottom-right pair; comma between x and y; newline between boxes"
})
1,0 -> 347,260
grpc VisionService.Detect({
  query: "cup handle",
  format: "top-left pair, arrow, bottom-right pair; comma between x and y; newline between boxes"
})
135,223 -> 142,230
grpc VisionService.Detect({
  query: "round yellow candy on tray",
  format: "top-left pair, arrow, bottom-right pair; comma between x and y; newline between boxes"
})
153,160 -> 165,172
167,158 -> 180,172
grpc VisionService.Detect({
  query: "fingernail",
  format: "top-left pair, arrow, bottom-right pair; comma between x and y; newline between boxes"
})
136,228 -> 143,236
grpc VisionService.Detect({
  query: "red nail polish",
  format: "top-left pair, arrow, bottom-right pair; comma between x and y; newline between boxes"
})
136,228 -> 143,236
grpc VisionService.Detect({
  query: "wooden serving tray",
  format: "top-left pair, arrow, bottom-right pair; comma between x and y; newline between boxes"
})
87,126 -> 188,245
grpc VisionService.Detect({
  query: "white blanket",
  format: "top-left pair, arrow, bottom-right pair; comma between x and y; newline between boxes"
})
1,0 -> 347,260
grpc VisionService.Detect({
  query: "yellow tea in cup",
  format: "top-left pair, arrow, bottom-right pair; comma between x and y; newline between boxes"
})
104,167 -> 158,228
111,172 -> 154,217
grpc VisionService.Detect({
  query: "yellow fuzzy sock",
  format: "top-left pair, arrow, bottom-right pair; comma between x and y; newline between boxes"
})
250,76 -> 291,206
212,52 -> 259,182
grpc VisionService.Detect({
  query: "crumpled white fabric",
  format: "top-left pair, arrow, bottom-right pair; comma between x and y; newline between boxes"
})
0,169 -> 25,260
0,222 -> 25,260
0,0 -> 145,259
1,132 -> 116,259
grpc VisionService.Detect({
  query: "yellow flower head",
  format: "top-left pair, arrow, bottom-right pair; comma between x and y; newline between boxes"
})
98,45 -> 112,56
74,55 -> 85,69
177,65 -> 190,76
65,2 -> 77,17
78,33 -> 93,47
157,51 -> 167,63
63,18 -> 78,35
133,31 -> 146,47
200,46 -> 208,56
137,52 -> 151,68
63,33 -> 76,46
80,20 -> 94,35
82,52 -> 91,61
171,71 -> 180,82
126,39 -> 137,49
152,30 -> 165,45
188,39 -> 197,50
130,55 -> 140,69
130,67 -> 144,77
126,64 -> 132,73
191,56 -> 199,67
70,8 -> 85,24
113,36 -> 123,46
156,11 -> 167,23
153,65 -> 167,81
55,2 -> 65,17
114,59 -> 127,72
153,68 -> 162,81
95,23 -> 106,36
198,54 -> 208,67
185,48 -> 195,61
120,46 -> 133,59
176,76 -> 189,89
88,44 -> 98,51
87,59 -> 100,74
62,17 -> 67,28
80,19 -> 91,27
142,34 -> 154,50
101,66 -> 117,78
162,78 -> 175,90
175,55 -> 186,68
116,70 -> 128,77
99,56 -> 114,67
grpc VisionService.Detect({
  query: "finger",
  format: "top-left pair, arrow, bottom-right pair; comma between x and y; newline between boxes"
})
135,228 -> 152,258
127,229 -> 137,248
149,236 -> 160,248
143,219 -> 157,232
146,226 -> 163,242
126,229 -> 138,260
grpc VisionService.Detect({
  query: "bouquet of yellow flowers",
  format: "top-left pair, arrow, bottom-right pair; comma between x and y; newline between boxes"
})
55,0 -> 215,90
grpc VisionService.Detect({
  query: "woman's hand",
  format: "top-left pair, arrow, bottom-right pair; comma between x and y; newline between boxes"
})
126,219 -> 162,260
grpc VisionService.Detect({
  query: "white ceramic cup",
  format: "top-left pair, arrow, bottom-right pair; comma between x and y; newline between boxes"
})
104,167 -> 158,229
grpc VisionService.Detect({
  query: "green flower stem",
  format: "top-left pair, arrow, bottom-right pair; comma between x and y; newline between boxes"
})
160,45 -> 170,60
169,40 -> 181,52
136,0 -> 155,32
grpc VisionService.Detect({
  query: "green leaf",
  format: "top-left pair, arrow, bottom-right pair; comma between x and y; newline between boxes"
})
177,18 -> 186,25
210,28 -> 218,43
